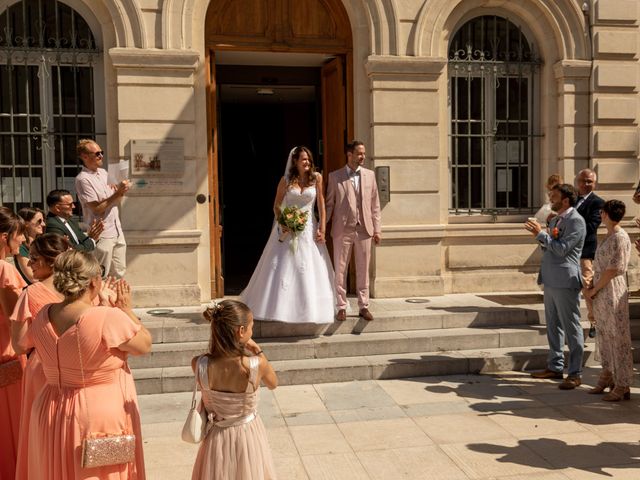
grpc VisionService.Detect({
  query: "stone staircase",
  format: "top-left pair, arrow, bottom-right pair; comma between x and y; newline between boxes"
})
131,294 -> 640,394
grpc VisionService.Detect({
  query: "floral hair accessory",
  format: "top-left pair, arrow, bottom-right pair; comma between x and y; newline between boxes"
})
207,300 -> 224,314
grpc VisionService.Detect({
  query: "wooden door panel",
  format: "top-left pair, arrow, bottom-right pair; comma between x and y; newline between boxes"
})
321,56 -> 346,176
206,0 -> 351,52
288,0 -> 336,39
207,51 -> 224,297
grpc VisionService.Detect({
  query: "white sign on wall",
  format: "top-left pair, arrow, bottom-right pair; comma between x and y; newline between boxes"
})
130,139 -> 185,177
127,139 -> 195,195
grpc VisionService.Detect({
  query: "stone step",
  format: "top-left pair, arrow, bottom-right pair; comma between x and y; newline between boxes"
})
142,307 -> 547,344
132,341 -> 640,394
130,324 -> 554,369
130,318 -> 640,368
141,301 -> 640,343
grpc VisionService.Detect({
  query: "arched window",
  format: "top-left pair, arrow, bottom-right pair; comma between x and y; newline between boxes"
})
449,15 -> 541,214
0,0 -> 102,211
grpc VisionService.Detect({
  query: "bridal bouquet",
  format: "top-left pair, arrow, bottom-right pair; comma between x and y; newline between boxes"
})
278,206 -> 308,253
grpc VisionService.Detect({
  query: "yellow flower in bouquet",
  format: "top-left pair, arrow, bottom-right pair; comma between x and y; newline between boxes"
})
278,206 -> 309,253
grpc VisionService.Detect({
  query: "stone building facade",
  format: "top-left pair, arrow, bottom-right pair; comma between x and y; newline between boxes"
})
0,0 -> 638,306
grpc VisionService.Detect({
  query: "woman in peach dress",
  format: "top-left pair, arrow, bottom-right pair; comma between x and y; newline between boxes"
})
10,234 -> 69,479
27,250 -> 152,479
0,206 -> 27,479
191,300 -> 278,480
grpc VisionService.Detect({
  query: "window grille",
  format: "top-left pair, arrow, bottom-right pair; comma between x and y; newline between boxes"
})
0,0 -> 102,211
448,15 -> 541,215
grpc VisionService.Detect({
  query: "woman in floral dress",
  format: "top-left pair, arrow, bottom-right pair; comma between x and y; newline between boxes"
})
585,200 -> 633,401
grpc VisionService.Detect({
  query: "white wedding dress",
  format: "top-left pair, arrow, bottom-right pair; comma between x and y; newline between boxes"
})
240,184 -> 336,324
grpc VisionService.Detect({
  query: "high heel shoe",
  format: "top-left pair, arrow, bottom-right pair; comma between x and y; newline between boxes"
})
588,373 -> 614,394
602,386 -> 631,402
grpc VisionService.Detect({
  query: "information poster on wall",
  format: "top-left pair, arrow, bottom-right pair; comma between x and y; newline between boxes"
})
128,139 -> 195,195
131,139 -> 185,176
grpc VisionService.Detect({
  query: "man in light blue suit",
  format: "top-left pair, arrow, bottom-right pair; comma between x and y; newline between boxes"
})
525,183 -> 586,389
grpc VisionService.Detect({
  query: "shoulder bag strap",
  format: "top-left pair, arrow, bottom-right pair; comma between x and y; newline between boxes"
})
190,355 -> 202,409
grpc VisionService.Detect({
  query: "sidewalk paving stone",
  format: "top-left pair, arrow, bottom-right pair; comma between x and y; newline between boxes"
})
139,366 -> 640,479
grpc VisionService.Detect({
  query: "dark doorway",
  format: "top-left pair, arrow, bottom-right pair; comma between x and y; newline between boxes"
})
218,65 -> 321,294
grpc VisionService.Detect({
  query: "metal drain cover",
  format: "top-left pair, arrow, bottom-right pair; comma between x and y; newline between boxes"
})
146,308 -> 174,316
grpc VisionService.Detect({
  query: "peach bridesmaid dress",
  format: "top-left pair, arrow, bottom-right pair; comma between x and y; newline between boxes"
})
11,282 -> 63,479
0,260 -> 27,480
28,305 -> 146,480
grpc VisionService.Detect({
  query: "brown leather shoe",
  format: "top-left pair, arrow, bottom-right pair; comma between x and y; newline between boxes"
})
359,308 -> 374,321
558,376 -> 582,390
531,369 -> 563,380
336,309 -> 347,321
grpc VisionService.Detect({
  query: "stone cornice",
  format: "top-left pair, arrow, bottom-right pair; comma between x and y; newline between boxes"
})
365,55 -> 447,76
554,59 -> 593,79
126,229 -> 202,246
109,48 -> 200,71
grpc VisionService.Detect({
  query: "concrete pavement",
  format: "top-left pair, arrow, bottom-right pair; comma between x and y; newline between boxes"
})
139,366 -> 640,479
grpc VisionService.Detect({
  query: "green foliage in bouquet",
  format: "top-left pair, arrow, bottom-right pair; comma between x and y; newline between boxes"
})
278,206 -> 308,233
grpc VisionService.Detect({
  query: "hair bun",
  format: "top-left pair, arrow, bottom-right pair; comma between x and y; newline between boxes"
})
52,250 -> 102,300
203,300 -> 224,322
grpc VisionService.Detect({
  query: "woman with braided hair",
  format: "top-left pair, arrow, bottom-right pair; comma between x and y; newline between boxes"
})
191,299 -> 277,480
26,250 -> 151,479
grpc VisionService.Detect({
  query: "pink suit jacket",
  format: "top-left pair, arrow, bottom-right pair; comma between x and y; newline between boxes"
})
325,166 -> 382,237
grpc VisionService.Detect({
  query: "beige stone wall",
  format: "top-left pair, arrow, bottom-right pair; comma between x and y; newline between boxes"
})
49,0 -> 638,305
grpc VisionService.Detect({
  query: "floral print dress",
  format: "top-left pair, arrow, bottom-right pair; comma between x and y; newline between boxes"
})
592,229 -> 633,388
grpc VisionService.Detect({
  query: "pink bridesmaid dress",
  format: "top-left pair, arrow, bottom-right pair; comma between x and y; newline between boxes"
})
11,282 -> 63,480
28,305 -> 146,480
191,355 -> 276,480
0,260 -> 27,480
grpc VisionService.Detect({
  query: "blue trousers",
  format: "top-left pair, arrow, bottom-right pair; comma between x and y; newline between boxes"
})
543,286 -> 584,377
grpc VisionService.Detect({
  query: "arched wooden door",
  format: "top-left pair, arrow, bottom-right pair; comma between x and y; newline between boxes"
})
206,0 -> 353,297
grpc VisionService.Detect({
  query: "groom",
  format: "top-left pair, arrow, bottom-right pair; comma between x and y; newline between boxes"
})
326,140 -> 382,321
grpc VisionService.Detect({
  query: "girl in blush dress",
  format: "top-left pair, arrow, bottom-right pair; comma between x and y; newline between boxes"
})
241,146 -> 336,324
10,233 -> 69,480
191,300 -> 278,480
0,206 -> 27,479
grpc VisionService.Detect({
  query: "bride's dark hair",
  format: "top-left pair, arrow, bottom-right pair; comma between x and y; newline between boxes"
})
287,146 -> 317,187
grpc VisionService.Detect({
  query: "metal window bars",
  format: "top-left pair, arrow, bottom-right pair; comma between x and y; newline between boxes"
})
448,15 -> 542,216
0,0 -> 101,211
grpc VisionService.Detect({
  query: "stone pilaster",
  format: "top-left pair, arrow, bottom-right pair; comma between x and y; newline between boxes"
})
365,55 -> 447,296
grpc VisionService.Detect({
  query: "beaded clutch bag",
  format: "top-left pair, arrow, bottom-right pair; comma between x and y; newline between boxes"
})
0,358 -> 23,388
81,433 -> 136,468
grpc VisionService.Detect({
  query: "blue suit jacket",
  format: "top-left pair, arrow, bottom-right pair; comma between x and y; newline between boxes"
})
536,208 -> 586,289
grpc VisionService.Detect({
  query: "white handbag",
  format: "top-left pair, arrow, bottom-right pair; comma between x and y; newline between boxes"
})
181,356 -> 208,444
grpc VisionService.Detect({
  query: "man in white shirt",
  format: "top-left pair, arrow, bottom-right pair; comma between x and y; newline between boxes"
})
75,139 -> 130,278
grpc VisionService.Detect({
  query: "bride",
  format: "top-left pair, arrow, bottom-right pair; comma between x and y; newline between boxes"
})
240,146 -> 336,324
